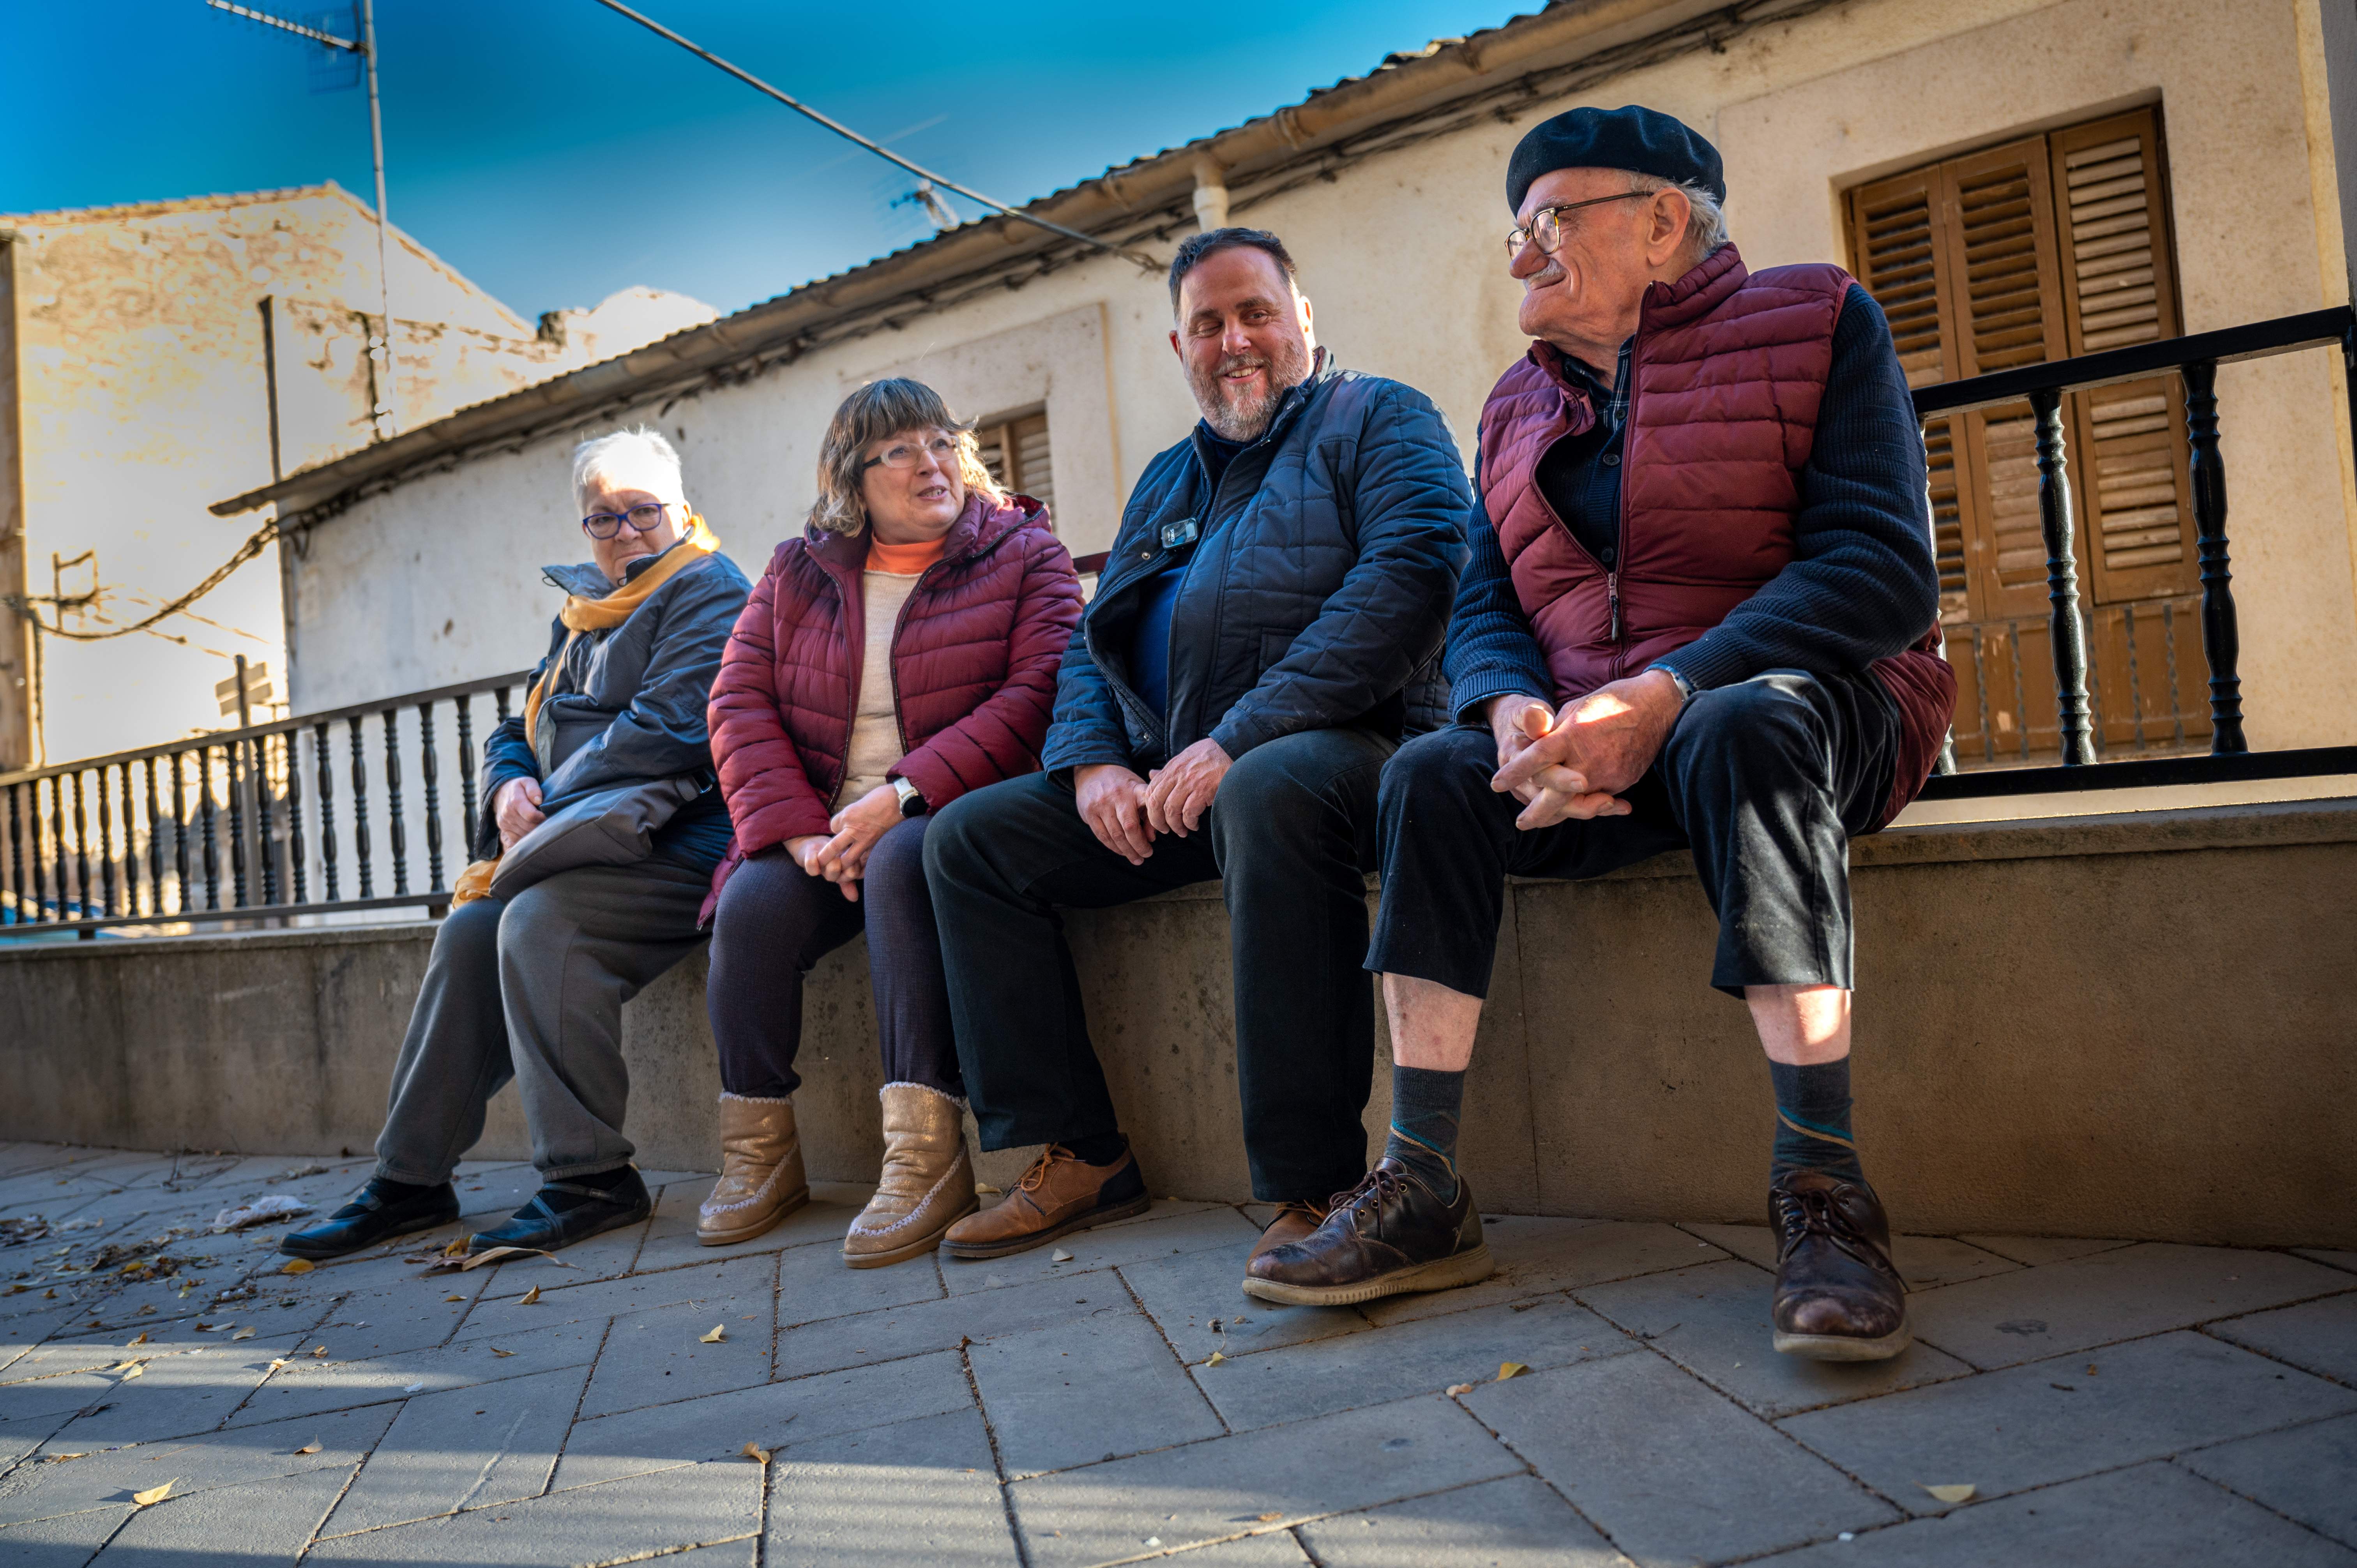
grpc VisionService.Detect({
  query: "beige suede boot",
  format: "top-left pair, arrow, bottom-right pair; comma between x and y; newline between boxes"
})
698,1093 -> 809,1247
843,1083 -> 978,1268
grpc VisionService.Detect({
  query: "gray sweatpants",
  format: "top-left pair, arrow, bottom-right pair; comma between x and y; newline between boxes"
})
375,861 -> 710,1185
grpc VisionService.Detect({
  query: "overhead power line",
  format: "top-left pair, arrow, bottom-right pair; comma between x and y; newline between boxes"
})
586,0 -> 1161,273
4,518 -> 281,643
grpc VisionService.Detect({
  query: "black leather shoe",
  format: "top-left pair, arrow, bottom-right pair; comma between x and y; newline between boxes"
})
468,1169 -> 652,1255
1240,1157 -> 1492,1307
279,1179 -> 459,1261
1769,1169 -> 1910,1361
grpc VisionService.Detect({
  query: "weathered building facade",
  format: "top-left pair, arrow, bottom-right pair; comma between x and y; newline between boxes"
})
221,0 -> 2357,765
0,183 -> 713,767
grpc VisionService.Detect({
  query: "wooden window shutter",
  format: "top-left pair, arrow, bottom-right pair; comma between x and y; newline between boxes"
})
1846,169 -> 1968,618
2050,108 -> 2197,604
974,410 -> 1053,519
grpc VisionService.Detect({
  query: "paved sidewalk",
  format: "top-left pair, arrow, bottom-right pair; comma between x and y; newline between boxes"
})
0,1142 -> 2350,1566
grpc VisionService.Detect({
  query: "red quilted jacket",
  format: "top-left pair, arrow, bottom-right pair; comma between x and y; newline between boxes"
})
1476,246 -> 1954,828
702,492 -> 1082,918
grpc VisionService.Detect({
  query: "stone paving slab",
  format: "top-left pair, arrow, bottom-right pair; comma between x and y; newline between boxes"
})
763,1406 -> 1016,1566
2295,1248 -> 2357,1277
2207,1291 -> 2357,1384
1907,1242 -> 2355,1368
1469,1348 -> 1898,1563
1578,1259 -> 1977,1418
1297,1474 -> 1632,1567
1009,1395 -> 1525,1566
967,1305 -> 1222,1478
1779,1330 -> 2357,1516
1756,1460 -> 2357,1566
0,1401 -> 392,1528
1194,1295 -> 1627,1431
0,1142 -> 2349,1567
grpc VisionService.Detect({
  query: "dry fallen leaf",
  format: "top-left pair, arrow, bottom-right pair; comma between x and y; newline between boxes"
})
974,1185 -> 1001,1195
120,1363 -> 146,1381
1445,1383 -> 1475,1396
280,1259 -> 314,1275
127,1331 -> 150,1347
1921,1483 -> 1977,1504
1497,1362 -> 1530,1381
1205,1351 -> 1226,1366
489,1347 -> 516,1358
518,1285 -> 541,1305
442,1236 -> 469,1257
231,1328 -> 256,1341
131,1480 -> 175,1507
135,1304 -> 156,1315
1050,1249 -> 1074,1263
444,1294 -> 465,1303
267,1358 -> 290,1372
295,1441 -> 322,1456
742,1441 -> 772,1463
44,1453 -> 89,1464
700,1325 -> 725,1344
309,1345 -> 329,1358
1256,1511 -> 1283,1522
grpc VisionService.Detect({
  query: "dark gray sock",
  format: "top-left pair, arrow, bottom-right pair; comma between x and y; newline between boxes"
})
1383,1065 -> 1465,1203
1770,1058 -> 1865,1185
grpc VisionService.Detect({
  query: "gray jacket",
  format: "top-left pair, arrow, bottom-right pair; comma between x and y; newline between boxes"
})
476,542 -> 751,870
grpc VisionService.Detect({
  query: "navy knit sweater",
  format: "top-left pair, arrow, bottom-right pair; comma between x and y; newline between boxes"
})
1445,280 -> 1939,720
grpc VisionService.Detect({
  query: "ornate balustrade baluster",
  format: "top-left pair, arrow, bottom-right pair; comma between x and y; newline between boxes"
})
171,753 -> 191,914
2030,387 -> 2096,765
419,700 -> 443,890
315,723 -> 339,901
2181,360 -> 2247,754
71,771 -> 90,921
284,731 -> 307,904
7,784 -> 23,925
456,694 -> 478,861
383,708 -> 407,896
97,765 -> 117,917
48,777 -> 66,923
226,737 -> 249,908
254,731 -> 279,905
199,749 -> 221,910
349,717 -> 373,898
121,764 -> 142,916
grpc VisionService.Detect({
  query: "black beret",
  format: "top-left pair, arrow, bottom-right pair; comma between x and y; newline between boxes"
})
1506,104 -> 1725,213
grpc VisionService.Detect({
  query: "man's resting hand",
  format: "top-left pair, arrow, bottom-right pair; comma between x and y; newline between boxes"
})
1487,669 -> 1684,829
1074,763 -> 1156,865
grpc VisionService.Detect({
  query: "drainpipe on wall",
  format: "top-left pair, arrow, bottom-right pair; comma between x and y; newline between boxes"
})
1191,158 -> 1230,232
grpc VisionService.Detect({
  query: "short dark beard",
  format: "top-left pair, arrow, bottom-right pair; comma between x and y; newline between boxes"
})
1189,334 -> 1312,442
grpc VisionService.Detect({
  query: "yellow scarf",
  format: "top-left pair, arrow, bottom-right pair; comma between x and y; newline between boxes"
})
453,519 -> 721,905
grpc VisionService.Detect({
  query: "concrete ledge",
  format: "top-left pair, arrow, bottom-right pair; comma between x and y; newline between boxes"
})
4,799 -> 2352,1246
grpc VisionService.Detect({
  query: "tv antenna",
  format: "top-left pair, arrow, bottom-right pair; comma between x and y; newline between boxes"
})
205,0 -> 401,437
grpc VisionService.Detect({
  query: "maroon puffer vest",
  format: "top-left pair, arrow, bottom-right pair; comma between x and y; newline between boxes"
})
1476,245 -> 1954,828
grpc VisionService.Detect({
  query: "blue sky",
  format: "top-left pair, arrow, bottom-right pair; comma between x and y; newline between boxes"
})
7,0 -> 1532,318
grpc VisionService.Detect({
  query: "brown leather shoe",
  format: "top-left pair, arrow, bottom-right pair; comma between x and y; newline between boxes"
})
941,1141 -> 1148,1261
843,1083 -> 979,1269
1249,1201 -> 1330,1266
698,1094 -> 809,1246
1241,1158 -> 1492,1307
1769,1169 -> 1909,1361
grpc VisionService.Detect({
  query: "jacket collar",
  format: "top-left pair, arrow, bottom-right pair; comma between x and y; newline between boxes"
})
540,538 -> 696,600
805,487 -> 1040,575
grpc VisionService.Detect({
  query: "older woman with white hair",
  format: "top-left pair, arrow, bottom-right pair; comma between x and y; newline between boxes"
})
281,426 -> 751,1262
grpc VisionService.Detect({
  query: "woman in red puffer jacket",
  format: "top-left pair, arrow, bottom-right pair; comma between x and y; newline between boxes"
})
697,378 -> 1082,1264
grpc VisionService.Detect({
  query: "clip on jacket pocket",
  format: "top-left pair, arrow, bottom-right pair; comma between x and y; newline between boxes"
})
1160,516 -> 1200,550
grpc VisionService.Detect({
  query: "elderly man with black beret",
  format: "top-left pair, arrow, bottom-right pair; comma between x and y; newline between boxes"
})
1244,106 -> 1956,1363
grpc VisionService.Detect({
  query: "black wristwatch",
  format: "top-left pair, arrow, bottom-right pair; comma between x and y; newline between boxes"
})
892,776 -> 926,818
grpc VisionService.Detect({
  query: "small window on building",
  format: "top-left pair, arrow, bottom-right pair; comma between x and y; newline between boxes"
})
1846,105 -> 2203,760
975,409 -> 1053,517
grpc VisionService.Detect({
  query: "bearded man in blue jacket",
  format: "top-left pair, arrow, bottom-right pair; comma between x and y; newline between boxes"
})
926,228 -> 1470,1270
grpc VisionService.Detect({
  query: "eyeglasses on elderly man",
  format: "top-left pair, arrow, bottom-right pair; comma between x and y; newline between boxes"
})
1502,188 -> 1651,257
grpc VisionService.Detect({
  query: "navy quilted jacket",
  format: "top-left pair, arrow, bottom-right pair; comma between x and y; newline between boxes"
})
1042,353 -> 1470,777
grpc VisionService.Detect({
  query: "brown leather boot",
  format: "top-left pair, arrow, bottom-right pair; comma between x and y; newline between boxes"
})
697,1093 -> 809,1247
1769,1169 -> 1909,1361
1249,1201 -> 1331,1266
843,1084 -> 979,1269
941,1141 -> 1149,1261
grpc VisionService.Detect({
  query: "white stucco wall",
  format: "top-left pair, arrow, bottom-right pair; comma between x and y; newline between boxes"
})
283,0 -> 2357,753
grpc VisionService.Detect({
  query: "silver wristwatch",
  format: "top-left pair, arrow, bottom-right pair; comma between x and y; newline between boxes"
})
891,775 -> 926,818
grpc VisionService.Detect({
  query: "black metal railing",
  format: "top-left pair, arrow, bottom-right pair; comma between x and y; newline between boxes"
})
1912,306 -> 2357,798
0,669 -> 533,938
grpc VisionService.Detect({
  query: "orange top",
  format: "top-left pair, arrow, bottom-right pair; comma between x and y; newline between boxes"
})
865,533 -> 947,575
